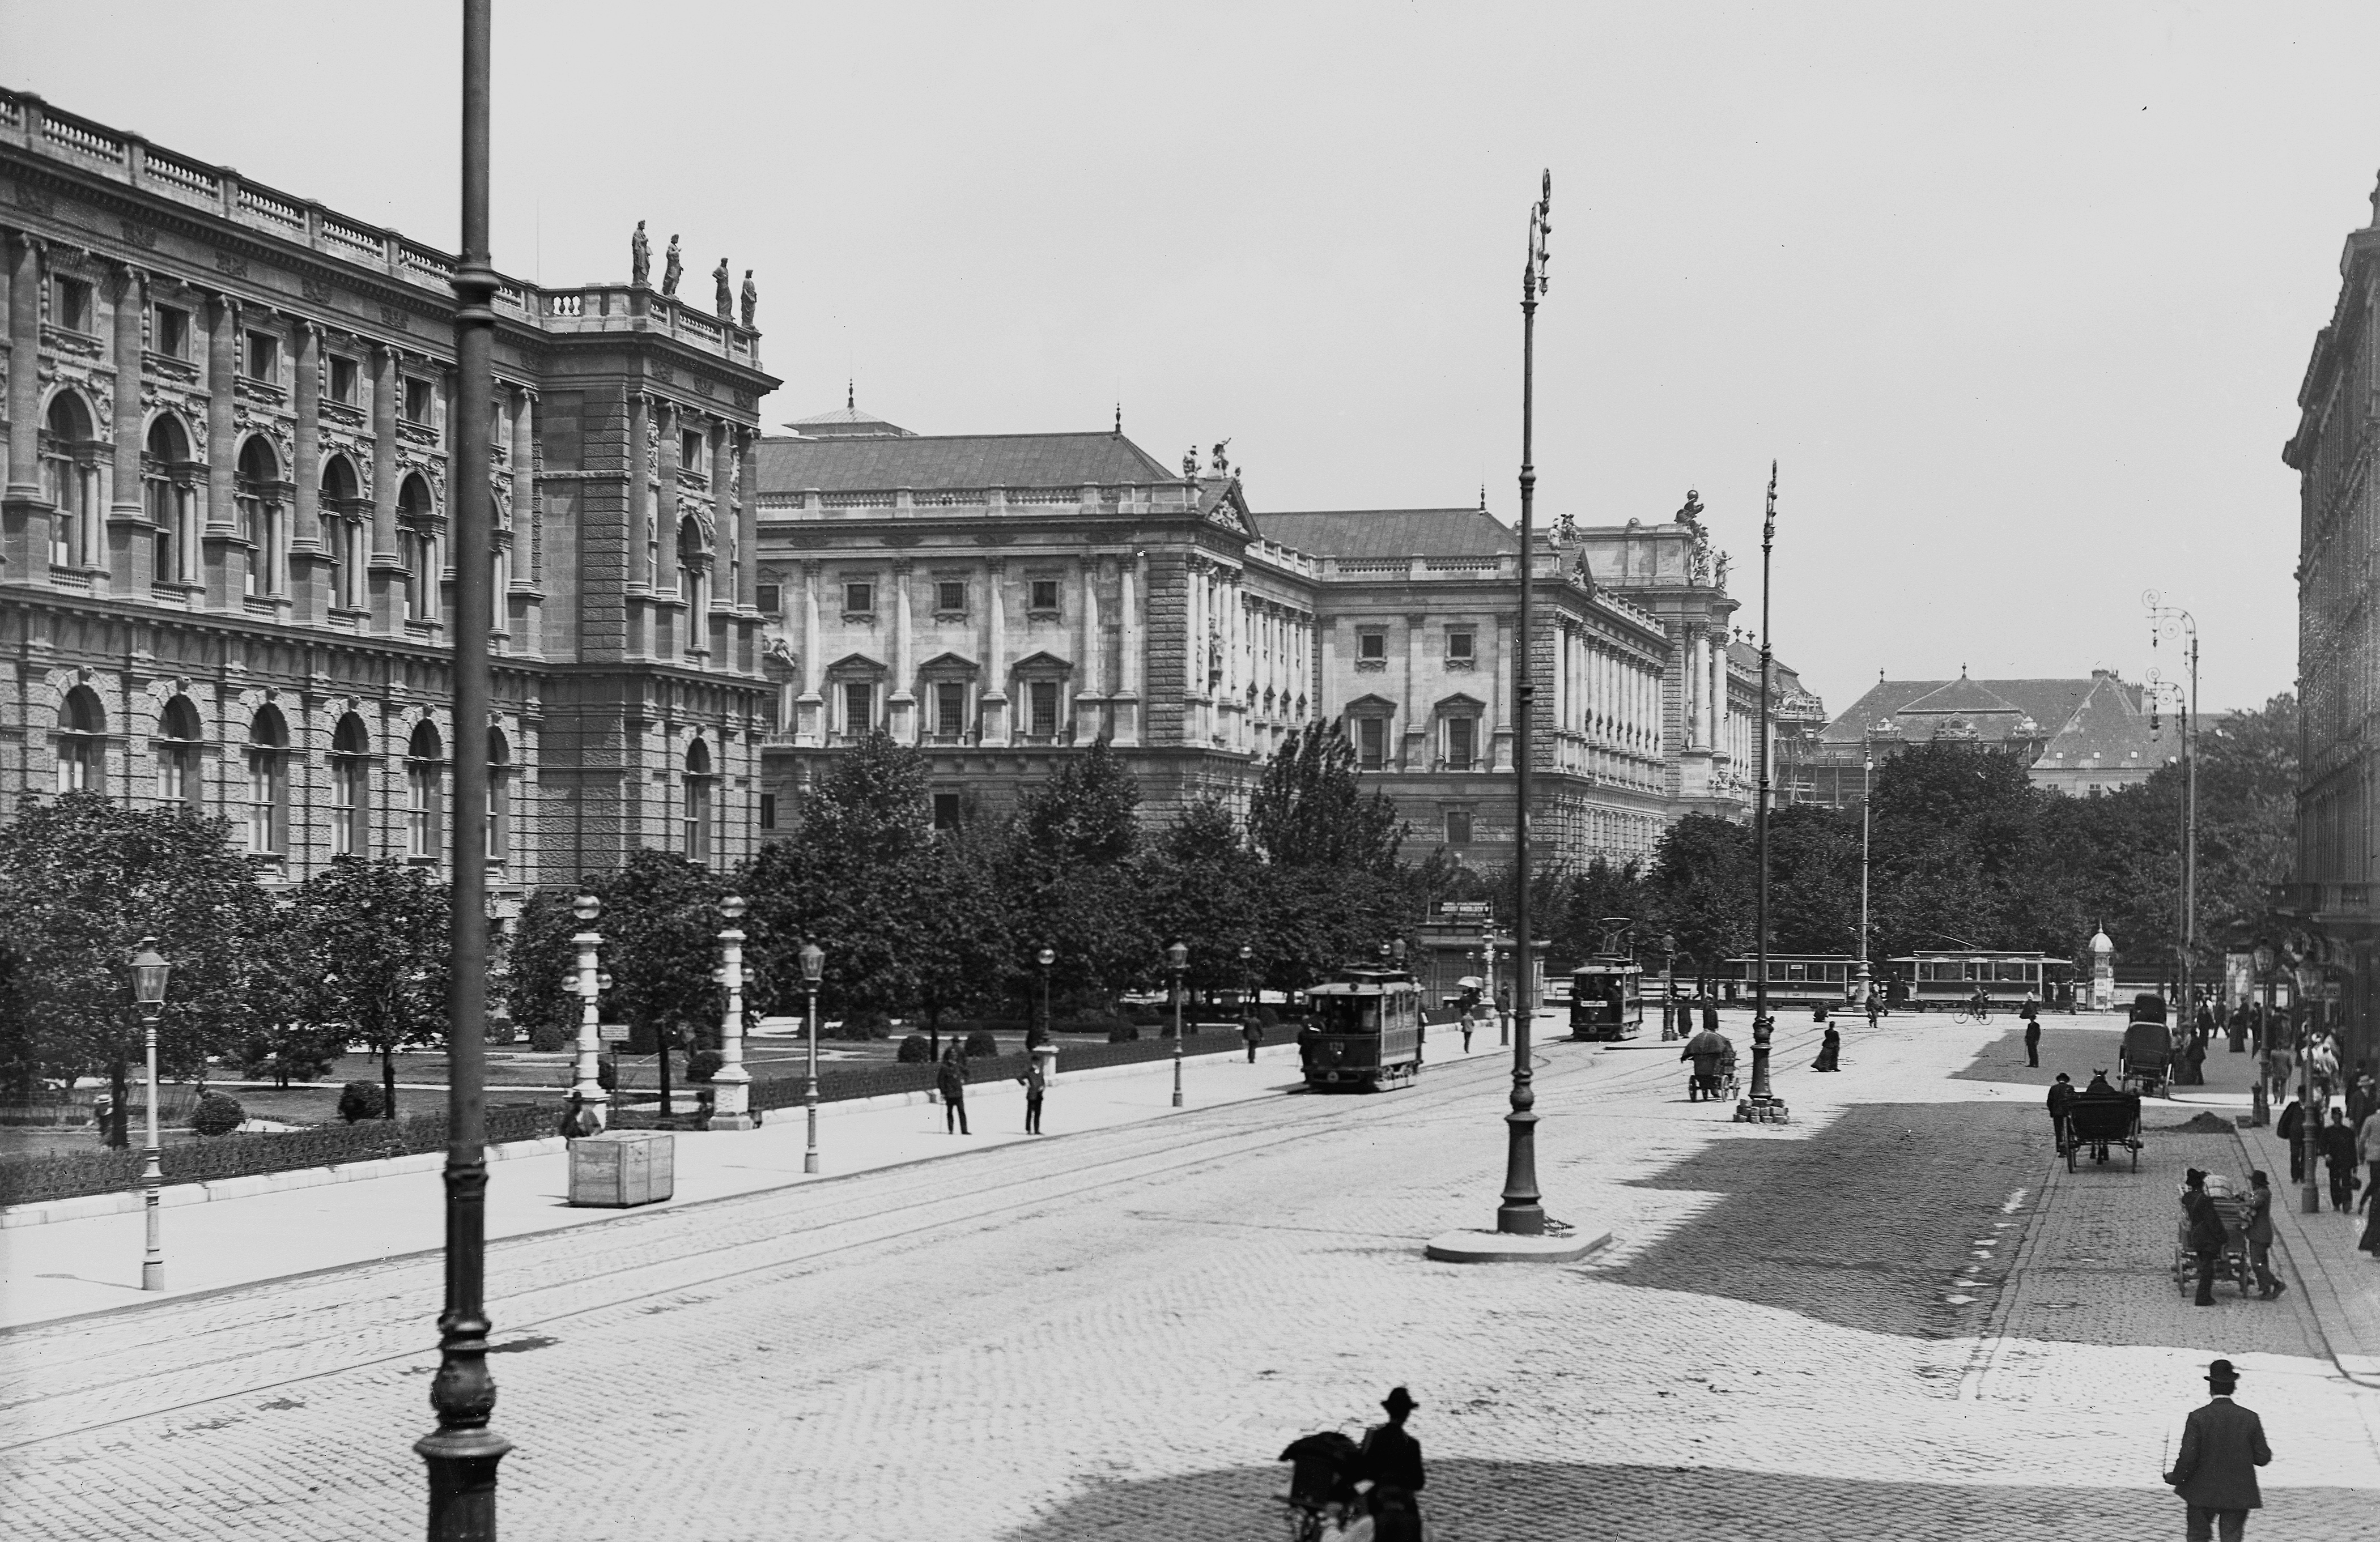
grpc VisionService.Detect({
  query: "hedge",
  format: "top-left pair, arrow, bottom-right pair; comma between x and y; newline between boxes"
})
0,1100 -> 562,1208
744,1020 -> 1297,1113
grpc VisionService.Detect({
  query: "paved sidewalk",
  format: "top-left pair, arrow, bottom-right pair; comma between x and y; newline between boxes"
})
0,1037 -> 1319,1330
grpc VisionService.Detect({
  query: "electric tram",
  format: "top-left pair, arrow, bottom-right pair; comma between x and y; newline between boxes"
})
1567,957 -> 1645,1040
1892,950 -> 2073,1012
1298,965 -> 1427,1092
1718,954 -> 1869,1011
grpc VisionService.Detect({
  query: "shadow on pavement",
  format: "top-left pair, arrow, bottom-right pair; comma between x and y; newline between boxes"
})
1953,1026 -> 2127,1089
995,1457 -> 2378,1541
1604,1102 -> 2045,1340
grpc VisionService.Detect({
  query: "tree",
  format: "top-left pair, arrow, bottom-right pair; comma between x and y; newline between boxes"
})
1017,739 -> 1141,867
1248,723 -> 1406,873
504,888 -> 586,1042
0,793 -> 291,1145
290,858 -> 452,1121
1644,813 -> 1754,988
592,850 -> 732,1053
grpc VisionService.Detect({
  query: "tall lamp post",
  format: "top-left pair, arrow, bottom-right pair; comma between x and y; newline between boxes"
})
1035,945 -> 1055,1047
1856,726 -> 1876,1006
1167,941 -> 1189,1107
2147,593 -> 2199,1015
418,2 -> 509,1532
1499,170 -> 1553,1237
2147,677 -> 2190,1007
128,938 -> 171,1292
1239,943 -> 1255,1050
713,896 -> 754,1130
800,937 -> 824,1174
1745,463 -> 1783,1122
1660,932 -> 1677,1040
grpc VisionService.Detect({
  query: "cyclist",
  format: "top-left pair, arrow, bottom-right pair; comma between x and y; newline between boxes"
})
1969,983 -> 1991,1022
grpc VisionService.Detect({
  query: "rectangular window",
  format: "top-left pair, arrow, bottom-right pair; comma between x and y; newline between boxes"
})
936,580 -> 967,613
843,680 -> 872,734
328,355 -> 359,403
245,330 -> 279,382
402,378 -> 434,425
933,793 -> 962,831
54,276 -> 92,333
755,583 -> 781,615
1358,717 -> 1386,769
332,759 -> 368,857
1030,680 -> 1059,738
759,793 -> 777,830
1029,578 -> 1060,612
681,429 -> 703,468
154,304 -> 190,359
1358,629 -> 1387,662
1447,716 -> 1475,770
937,681 -> 967,738
1446,628 -> 1474,662
843,581 -> 874,615
1444,809 -> 1472,845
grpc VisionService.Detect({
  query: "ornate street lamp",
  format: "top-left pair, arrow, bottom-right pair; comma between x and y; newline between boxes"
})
800,937 -> 826,1174
2147,592 -> 2199,1012
418,3 -> 510,1532
128,937 -> 170,1292
1856,727 -> 1875,1006
1035,945 -> 1055,1047
567,893 -> 607,1132
1167,941 -> 1189,1107
1660,932 -> 1678,1040
713,896 -> 754,1130
1239,943 -> 1255,1040
1744,462 -> 1785,1123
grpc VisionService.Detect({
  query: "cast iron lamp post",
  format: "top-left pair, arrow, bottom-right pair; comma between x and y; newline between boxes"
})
2147,593 -> 2199,1012
1744,463 -> 1784,1123
1857,726 -> 1876,1006
713,896 -> 754,1130
1036,945 -> 1055,1046
418,3 -> 508,1530
1660,932 -> 1677,1040
1167,941 -> 1189,1107
800,937 -> 825,1174
128,937 -> 170,1292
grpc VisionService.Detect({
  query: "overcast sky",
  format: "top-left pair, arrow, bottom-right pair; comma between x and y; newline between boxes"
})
8,1 -> 2372,715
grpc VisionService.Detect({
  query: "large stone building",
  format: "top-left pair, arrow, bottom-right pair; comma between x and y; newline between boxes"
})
754,422 -> 1813,867
2273,174 -> 2380,1056
0,89 -> 780,914
1794,670 -> 2160,808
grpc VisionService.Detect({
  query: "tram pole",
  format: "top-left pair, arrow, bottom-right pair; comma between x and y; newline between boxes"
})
1498,172 -> 1552,1236
1746,463 -> 1779,1117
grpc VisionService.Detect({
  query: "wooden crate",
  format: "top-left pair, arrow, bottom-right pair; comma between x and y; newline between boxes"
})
567,1130 -> 674,1208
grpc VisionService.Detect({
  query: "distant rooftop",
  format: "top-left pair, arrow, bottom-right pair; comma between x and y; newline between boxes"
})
783,387 -> 915,440
1821,671 -> 2137,746
757,430 -> 1177,494
1251,508 -> 1516,561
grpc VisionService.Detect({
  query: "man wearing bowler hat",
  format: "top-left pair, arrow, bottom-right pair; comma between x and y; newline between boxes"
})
1358,1386 -> 1426,1542
2162,1358 -> 2271,1541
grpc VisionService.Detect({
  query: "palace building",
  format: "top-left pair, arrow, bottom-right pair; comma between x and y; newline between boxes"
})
0,89 -> 780,913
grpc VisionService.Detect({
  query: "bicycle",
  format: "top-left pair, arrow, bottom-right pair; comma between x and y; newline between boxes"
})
1952,1003 -> 1991,1025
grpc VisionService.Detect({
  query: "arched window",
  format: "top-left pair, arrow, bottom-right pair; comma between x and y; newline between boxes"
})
56,685 -> 106,794
42,394 -> 99,571
157,695 -> 204,815
682,737 -> 713,864
246,704 -> 290,855
398,475 -> 437,624
486,726 -> 511,864
144,416 -> 200,586
320,456 -> 366,611
330,713 -> 372,858
406,720 -> 445,858
236,437 -> 287,598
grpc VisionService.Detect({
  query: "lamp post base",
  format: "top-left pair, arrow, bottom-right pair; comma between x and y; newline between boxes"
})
1427,1226 -> 1610,1264
142,1260 -> 164,1292
1733,1094 -> 1791,1125
712,1113 -> 758,1132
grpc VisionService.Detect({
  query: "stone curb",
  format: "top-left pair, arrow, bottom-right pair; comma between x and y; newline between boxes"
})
0,1042 -> 1306,1230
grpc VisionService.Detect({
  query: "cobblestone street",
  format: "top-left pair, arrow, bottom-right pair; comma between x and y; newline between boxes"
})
4,1012 -> 2377,1540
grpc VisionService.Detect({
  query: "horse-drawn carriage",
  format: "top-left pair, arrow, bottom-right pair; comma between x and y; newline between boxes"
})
2119,1015 -> 2174,1098
2059,1085 -> 2143,1172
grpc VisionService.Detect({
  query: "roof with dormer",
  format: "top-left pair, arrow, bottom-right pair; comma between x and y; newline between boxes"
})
756,431 -> 1179,492
2029,672 -> 2170,773
1820,673 -> 2135,746
1250,507 -> 1518,560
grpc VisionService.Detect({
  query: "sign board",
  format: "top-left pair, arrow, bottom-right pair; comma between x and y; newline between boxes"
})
1438,901 -> 1491,918
597,1023 -> 630,1045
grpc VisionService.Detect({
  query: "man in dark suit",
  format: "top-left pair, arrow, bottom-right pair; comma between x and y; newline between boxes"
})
2162,1358 -> 2272,1541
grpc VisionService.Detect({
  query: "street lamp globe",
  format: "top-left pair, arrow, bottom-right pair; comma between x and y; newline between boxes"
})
1238,943 -> 1252,963
1391,938 -> 1408,967
596,971 -> 614,993
129,937 -> 171,1011
719,893 -> 747,923
572,893 -> 601,925
800,938 -> 826,986
1038,945 -> 1055,968
1167,941 -> 1188,972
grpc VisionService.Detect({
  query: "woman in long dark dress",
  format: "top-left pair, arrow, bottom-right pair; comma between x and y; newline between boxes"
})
1812,1024 -> 1841,1072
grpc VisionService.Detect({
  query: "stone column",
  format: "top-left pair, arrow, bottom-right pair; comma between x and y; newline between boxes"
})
1079,553 -> 1102,701
981,558 -> 1010,746
1490,615 -> 1512,772
203,296 -> 241,609
797,559 -> 823,744
288,321 -> 327,624
108,266 -> 149,593
736,431 -> 758,610
1402,610 -> 1425,770
709,422 -> 733,618
627,391 -> 652,591
367,344 -> 401,631
1112,551 -> 1142,746
889,559 -> 916,742
1709,637 -> 1726,756
3,236 -> 41,521
654,402 -> 681,657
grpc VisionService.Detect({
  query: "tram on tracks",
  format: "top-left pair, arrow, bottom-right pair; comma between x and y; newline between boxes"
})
1891,949 -> 2073,1012
1297,965 -> 1426,1092
1568,956 -> 1645,1040
1718,954 -> 1869,1011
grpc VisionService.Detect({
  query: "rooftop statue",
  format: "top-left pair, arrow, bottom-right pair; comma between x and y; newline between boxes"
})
1676,488 -> 1703,527
1714,551 -> 1731,589
1184,448 -> 1200,479
713,258 -> 733,320
630,220 -> 651,286
1210,438 -> 1232,474
661,235 -> 683,297
740,270 -> 758,329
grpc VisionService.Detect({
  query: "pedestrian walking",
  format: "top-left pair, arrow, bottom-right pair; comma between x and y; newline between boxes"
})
936,1049 -> 970,1135
1682,1023 -> 1728,1101
2047,1072 -> 2075,1155
2024,1014 -> 2042,1068
1459,1007 -> 1475,1054
1242,1016 -> 1262,1065
1016,1056 -> 1046,1134
2245,1172 -> 2283,1300
1701,995 -> 1720,1035
2161,1358 -> 2271,1541
1357,1387 -> 1426,1542
2276,1097 -> 2306,1185
1865,987 -> 1881,1029
2358,1106 -> 2380,1216
2181,1169 -> 2227,1308
2184,1033 -> 2209,1088
1812,1023 -> 1841,1072
2322,1109 -> 2358,1211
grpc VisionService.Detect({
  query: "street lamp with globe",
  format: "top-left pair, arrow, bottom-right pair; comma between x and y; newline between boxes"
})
128,938 -> 171,1292
800,937 -> 826,1174
1167,941 -> 1189,1107
1035,945 -> 1055,1048
568,894 -> 606,1130
712,896 -> 754,1130
1239,943 -> 1255,1049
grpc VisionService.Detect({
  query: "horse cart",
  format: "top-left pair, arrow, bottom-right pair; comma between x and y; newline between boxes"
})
2059,1089 -> 2143,1172
2118,1019 -> 2173,1098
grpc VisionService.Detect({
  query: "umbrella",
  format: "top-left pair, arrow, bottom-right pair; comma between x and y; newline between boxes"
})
1456,976 -> 1485,989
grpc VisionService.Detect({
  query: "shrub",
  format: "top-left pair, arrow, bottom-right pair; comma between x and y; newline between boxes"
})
1107,1024 -> 1141,1043
685,1049 -> 724,1083
338,1079 -> 386,1124
896,1034 -> 933,1064
190,1093 -> 245,1136
962,1029 -> 1000,1059
828,1008 -> 892,1042
527,1022 -> 571,1053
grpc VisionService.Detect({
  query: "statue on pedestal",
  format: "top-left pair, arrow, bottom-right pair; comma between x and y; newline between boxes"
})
661,235 -> 683,297
630,220 -> 650,287
1676,488 -> 1703,528
1210,438 -> 1231,475
740,270 -> 758,329
713,259 -> 732,320
1714,551 -> 1731,590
